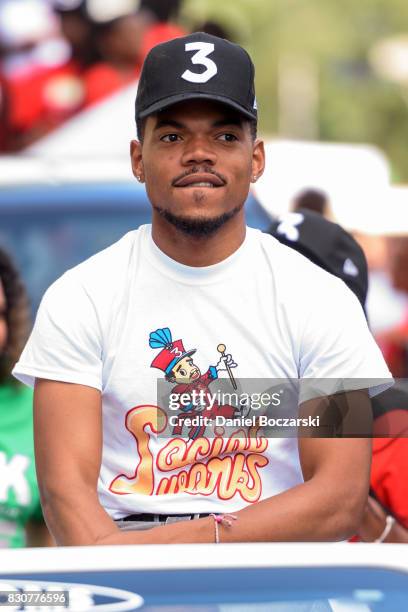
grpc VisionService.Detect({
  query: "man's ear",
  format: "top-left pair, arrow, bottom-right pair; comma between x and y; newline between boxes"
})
130,140 -> 144,183
251,138 -> 265,184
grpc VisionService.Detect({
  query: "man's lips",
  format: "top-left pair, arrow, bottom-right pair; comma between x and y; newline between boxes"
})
173,173 -> 225,188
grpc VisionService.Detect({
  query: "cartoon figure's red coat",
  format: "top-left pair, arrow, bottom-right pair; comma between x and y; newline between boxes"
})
171,369 -> 237,439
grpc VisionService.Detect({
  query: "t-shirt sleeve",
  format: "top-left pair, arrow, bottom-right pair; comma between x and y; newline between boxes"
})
12,271 -> 103,390
298,276 -> 393,401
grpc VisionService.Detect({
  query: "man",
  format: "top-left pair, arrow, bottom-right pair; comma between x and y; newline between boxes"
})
269,209 -> 408,543
13,33 -> 392,546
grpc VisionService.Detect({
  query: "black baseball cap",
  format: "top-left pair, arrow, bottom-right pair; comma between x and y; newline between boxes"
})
135,32 -> 257,127
268,209 -> 369,312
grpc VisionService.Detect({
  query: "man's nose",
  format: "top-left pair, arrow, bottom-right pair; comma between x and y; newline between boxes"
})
181,135 -> 217,166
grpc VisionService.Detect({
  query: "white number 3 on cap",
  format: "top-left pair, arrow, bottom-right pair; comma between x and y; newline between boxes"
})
182,42 -> 218,83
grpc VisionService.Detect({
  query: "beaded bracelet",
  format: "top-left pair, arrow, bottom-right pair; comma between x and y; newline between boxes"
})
209,513 -> 237,543
374,515 -> 395,543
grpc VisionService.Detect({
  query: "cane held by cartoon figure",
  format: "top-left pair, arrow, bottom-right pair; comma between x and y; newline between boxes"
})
217,343 -> 237,390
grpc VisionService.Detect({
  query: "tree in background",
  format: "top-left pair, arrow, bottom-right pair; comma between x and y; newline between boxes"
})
182,0 -> 408,181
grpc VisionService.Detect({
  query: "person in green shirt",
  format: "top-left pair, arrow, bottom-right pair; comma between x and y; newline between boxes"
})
0,246 -> 52,547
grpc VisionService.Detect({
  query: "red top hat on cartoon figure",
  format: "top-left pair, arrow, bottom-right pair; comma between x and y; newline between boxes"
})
149,327 -> 196,374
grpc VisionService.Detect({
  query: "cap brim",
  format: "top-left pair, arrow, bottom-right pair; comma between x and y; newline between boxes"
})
137,92 -> 257,121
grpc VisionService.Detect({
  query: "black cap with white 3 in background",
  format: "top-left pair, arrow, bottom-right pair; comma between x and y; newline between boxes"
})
135,32 -> 257,130
268,209 -> 369,313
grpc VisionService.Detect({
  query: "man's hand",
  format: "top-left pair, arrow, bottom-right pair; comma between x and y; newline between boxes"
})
356,496 -> 408,543
35,381 -> 373,545
357,496 -> 390,542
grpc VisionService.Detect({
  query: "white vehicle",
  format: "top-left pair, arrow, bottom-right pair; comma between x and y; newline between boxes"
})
1,543 -> 408,610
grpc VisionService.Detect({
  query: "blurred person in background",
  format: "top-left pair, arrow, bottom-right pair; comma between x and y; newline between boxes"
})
82,0 -> 147,108
376,237 -> 408,378
359,380 -> 408,544
358,232 -> 408,377
0,0 -> 70,149
192,20 -> 234,42
350,237 -> 408,542
0,0 -> 62,78
54,0 -> 100,69
0,0 -> 97,150
269,210 -> 408,543
0,246 -> 52,548
0,0 -> 188,149
292,188 -> 329,217
139,0 -> 186,59
0,71 -> 9,149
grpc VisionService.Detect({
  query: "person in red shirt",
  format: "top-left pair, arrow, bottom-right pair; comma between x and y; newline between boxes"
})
356,384 -> 408,543
1,0 -> 100,150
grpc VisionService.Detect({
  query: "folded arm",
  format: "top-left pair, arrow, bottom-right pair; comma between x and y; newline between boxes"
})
35,380 -> 371,545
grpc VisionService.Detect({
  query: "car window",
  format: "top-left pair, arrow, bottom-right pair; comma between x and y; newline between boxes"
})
0,184 -> 271,315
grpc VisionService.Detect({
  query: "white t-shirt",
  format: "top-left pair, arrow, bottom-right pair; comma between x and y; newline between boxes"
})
13,226 -> 392,519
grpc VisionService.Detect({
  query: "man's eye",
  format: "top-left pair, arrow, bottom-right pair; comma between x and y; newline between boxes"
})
218,133 -> 238,142
180,369 -> 186,376
160,134 -> 181,142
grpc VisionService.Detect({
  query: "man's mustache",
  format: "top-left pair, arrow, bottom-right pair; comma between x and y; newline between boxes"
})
171,167 -> 227,187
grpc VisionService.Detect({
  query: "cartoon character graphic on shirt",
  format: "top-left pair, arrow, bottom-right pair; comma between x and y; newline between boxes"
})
149,327 -> 240,439
109,327 -> 269,501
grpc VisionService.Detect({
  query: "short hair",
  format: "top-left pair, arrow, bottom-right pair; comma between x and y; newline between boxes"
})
0,247 -> 30,384
193,21 -> 234,42
139,0 -> 182,22
249,118 -> 257,141
293,189 -> 328,216
136,116 -> 257,142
